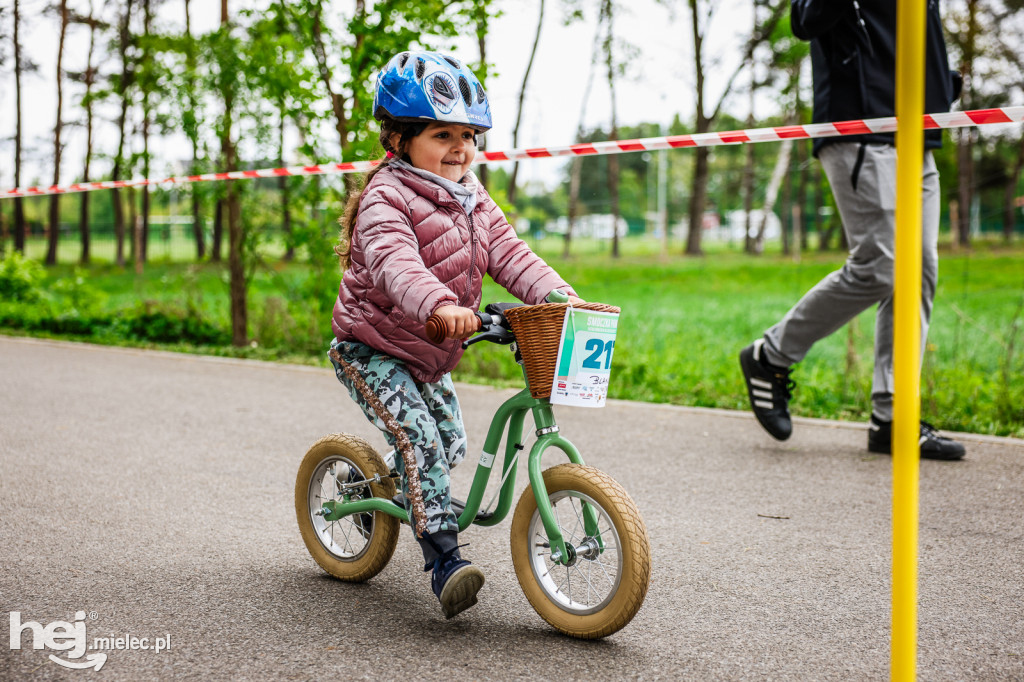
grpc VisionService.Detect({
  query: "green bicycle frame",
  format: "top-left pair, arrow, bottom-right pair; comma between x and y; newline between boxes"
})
320,374 -> 602,565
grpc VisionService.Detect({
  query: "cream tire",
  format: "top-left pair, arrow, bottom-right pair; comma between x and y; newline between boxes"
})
295,433 -> 400,582
510,463 -> 651,639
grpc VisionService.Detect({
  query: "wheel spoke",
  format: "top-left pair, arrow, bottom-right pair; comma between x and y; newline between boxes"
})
567,497 -> 586,540
312,460 -> 354,557
589,556 -> 616,588
524,483 -> 626,610
571,558 -> 606,606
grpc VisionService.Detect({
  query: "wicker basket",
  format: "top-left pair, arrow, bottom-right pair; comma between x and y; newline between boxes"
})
504,302 -> 620,399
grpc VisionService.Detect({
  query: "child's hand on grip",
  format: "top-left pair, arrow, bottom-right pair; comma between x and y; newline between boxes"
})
431,305 -> 480,341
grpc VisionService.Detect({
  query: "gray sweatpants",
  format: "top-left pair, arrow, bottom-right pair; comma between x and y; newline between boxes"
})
762,142 -> 940,421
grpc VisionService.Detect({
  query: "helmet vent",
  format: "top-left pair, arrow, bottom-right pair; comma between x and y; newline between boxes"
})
458,76 -> 472,105
475,83 -> 486,104
415,57 -> 426,80
432,75 -> 456,104
443,55 -> 461,69
397,52 -> 410,69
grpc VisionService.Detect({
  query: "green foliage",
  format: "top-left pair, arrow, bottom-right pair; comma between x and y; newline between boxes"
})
110,302 -> 230,345
50,270 -> 108,318
0,262 -> 228,346
0,296 -> 229,347
0,251 -> 46,302
7,243 -> 1022,438
462,241 -> 1024,438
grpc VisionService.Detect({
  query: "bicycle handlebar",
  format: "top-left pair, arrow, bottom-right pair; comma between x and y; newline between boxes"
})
426,294 -> 568,345
425,311 -> 488,345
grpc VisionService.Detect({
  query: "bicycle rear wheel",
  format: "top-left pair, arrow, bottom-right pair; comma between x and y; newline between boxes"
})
295,433 -> 400,582
510,463 -> 651,639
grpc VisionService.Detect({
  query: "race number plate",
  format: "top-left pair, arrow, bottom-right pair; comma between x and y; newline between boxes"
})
549,308 -> 618,408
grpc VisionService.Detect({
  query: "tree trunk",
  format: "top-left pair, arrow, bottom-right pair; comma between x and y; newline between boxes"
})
79,7 -> 98,265
957,130 -> 974,248
310,5 -> 347,150
742,127 -> 755,252
184,0 -> 205,259
791,203 -> 802,263
603,0 -> 620,257
742,8 -> 757,253
45,4 -> 70,265
956,0 -> 979,249
755,139 -> 793,254
797,141 -> 809,251
686,147 -> 710,256
112,0 -> 135,268
133,208 -> 143,275
213,199 -> 223,260
192,189 -> 204,259
12,0 -> 26,253
279,101 -> 294,261
222,0 -> 247,346
793,59 -> 809,252
308,1 -> 363,197
474,0 -> 489,189
45,1 -> 69,266
564,8 -> 604,259
507,0 -> 545,205
128,189 -> 137,262
565,158 -> 581,259
781,154 -> 793,256
658,148 -> 668,251
139,0 -> 152,265
1005,126 -> 1024,242
685,0 -> 786,256
685,0 -> 708,256
113,189 -> 126,266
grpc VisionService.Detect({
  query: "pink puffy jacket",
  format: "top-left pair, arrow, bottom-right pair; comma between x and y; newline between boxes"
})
331,163 -> 575,383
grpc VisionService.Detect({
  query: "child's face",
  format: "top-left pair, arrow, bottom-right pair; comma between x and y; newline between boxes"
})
397,122 -> 477,182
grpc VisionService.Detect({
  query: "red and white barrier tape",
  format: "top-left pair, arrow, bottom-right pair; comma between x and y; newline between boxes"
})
4,106 -> 1022,199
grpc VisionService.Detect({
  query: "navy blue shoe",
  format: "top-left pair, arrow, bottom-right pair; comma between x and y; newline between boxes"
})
430,549 -> 484,619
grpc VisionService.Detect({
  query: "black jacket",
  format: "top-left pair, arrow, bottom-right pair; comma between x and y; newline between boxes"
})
791,0 -> 959,156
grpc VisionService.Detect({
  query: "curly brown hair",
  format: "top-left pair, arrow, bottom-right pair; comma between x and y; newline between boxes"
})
335,118 -> 428,270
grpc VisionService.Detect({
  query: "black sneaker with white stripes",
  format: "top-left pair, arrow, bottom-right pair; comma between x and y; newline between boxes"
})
739,339 -> 795,441
867,414 -> 966,460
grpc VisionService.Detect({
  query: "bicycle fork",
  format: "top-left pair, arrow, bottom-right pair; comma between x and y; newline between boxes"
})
526,402 -> 604,565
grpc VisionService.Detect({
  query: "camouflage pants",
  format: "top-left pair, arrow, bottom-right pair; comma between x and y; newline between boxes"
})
329,340 -> 467,536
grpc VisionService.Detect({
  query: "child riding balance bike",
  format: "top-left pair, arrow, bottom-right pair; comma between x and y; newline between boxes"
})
294,50 -> 650,639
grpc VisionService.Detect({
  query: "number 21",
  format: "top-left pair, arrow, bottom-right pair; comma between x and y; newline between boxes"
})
582,339 -> 615,370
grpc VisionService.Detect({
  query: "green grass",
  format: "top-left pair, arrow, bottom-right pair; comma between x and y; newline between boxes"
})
5,237 -> 1023,437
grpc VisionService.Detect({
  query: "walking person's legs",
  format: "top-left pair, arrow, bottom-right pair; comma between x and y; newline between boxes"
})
740,144 -> 963,458
864,151 -> 963,459
869,149 -> 939,422
742,142 -> 897,440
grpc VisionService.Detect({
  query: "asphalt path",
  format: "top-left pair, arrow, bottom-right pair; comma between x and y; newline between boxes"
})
1,335 -> 1022,681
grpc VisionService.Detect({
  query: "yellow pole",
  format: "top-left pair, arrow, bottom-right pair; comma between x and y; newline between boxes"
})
893,1 -> 926,680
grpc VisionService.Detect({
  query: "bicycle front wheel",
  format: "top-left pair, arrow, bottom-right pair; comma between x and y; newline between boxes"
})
510,463 -> 651,639
295,433 -> 400,582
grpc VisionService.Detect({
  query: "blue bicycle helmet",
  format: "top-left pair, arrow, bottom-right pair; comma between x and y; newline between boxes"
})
373,51 -> 492,132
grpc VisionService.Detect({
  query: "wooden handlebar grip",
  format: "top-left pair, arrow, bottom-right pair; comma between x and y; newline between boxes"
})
425,314 -> 448,345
